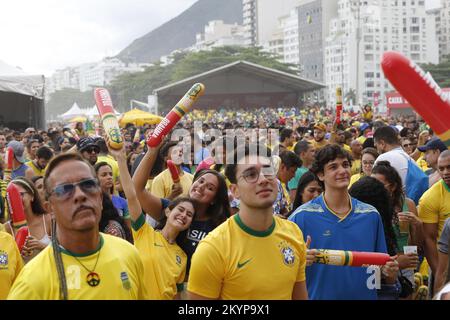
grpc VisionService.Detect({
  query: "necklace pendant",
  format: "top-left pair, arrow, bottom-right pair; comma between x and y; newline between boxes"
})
86,272 -> 101,287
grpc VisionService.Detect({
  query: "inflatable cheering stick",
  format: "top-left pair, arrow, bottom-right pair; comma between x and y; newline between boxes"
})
336,87 -> 343,125
382,51 -> 450,149
147,83 -> 205,147
6,183 -> 27,228
15,226 -> 29,253
94,88 -> 124,150
314,249 -> 391,267
4,147 -> 14,183
167,160 -> 180,183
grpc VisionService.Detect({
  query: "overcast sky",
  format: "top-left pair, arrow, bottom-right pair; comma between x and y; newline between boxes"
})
0,0 -> 197,76
0,0 -> 442,76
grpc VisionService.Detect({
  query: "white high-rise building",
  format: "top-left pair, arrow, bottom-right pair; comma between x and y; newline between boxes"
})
428,0 -> 450,61
243,0 -> 303,47
325,0 -> 439,109
192,20 -> 246,51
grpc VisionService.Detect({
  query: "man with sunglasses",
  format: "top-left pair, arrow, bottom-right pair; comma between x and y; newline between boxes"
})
8,153 -> 147,299
187,144 -> 308,300
76,137 -> 100,166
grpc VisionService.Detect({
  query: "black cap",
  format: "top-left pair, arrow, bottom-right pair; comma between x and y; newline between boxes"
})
417,138 -> 447,153
76,137 -> 100,153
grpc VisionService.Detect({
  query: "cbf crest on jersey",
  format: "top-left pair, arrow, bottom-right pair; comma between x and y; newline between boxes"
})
0,250 -> 8,270
278,241 -> 295,266
176,255 -> 182,265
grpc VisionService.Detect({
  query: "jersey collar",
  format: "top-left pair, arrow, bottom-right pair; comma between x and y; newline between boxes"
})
234,214 -> 275,237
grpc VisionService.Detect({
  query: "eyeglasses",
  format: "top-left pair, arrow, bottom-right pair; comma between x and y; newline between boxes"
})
238,166 -> 276,184
49,178 -> 99,200
84,147 -> 99,154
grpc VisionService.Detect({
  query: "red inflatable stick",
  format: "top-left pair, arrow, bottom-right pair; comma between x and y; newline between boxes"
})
167,160 -> 180,183
382,51 -> 450,149
4,147 -> 14,183
335,87 -> 343,125
314,249 -> 391,267
147,83 -> 205,147
15,226 -> 29,253
6,182 -> 27,228
94,88 -> 123,150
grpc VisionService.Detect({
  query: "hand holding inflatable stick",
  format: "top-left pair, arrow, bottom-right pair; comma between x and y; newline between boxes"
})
94,88 -> 124,150
6,183 -> 27,228
15,226 -> 29,253
382,51 -> 450,149
147,83 -> 205,147
314,249 -> 391,267
167,160 -> 180,183
335,87 -> 343,125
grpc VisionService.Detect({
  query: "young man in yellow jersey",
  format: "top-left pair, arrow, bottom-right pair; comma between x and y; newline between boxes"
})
8,153 -> 148,300
0,231 -> 23,299
187,144 -> 308,300
419,150 -> 450,290
25,146 -> 53,177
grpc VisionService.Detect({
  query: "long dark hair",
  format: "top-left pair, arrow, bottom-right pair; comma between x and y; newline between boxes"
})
372,161 -> 404,218
94,162 -> 114,195
99,192 -> 133,243
291,171 -> 322,213
12,177 -> 46,215
349,176 -> 397,255
155,197 -> 196,247
192,169 -> 230,227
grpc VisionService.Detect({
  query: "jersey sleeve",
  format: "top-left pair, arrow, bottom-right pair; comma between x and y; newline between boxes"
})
131,212 -> 154,240
418,191 -> 439,224
438,218 -> 450,254
294,226 -> 307,283
151,174 -> 166,199
7,275 -> 41,300
187,240 -> 225,299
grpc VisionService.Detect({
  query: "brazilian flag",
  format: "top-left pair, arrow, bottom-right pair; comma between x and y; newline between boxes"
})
85,119 -> 95,134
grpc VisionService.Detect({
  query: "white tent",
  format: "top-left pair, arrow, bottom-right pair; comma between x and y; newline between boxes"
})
59,102 -> 84,120
87,105 -> 121,118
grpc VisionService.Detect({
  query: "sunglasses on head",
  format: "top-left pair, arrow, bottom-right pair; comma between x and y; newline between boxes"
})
49,178 -> 99,200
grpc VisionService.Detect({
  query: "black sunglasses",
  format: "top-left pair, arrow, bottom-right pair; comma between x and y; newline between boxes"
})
49,178 -> 99,200
84,147 -> 99,154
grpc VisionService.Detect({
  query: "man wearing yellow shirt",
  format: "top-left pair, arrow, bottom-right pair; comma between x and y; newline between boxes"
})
419,150 -> 450,277
0,231 -> 23,299
25,146 -> 53,177
151,142 -> 193,199
312,123 -> 329,151
8,152 -> 147,300
187,144 -> 308,300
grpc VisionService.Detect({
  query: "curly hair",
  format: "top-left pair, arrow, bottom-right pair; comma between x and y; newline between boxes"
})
310,144 -> 352,175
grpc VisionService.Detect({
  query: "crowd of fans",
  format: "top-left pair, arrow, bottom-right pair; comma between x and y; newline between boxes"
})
0,103 -> 449,300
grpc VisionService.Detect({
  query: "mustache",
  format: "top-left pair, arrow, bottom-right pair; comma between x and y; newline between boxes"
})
73,205 -> 95,217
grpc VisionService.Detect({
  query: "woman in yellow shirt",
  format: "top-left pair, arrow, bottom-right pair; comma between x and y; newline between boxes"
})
107,138 -> 196,299
349,148 -> 379,188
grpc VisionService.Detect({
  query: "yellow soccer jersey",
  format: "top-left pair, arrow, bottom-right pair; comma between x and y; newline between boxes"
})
8,234 -> 148,300
351,158 -> 361,176
25,161 -> 46,177
418,180 -> 450,238
0,231 -> 23,300
132,213 -> 186,300
151,169 -> 193,199
187,214 -> 306,300
311,139 -> 329,151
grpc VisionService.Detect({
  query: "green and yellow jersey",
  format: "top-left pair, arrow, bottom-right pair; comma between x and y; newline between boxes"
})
132,213 -> 186,300
0,231 -> 23,300
7,234 -> 148,300
187,214 -> 306,300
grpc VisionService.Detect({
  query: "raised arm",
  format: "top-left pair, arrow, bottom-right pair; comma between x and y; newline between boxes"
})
132,145 -> 164,220
107,141 -> 143,223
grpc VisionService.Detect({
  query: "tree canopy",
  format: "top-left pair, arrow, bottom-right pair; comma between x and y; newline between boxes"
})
47,46 -> 295,116
420,55 -> 450,88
